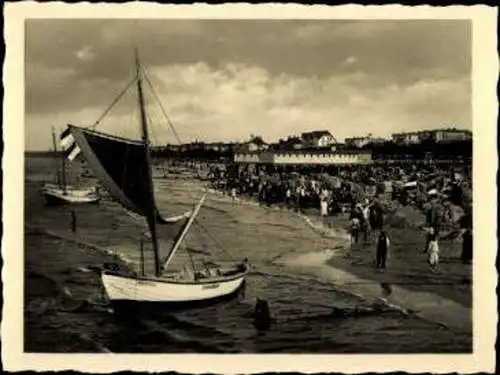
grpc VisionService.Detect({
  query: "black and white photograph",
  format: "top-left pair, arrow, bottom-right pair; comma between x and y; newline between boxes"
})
2,3 -> 497,374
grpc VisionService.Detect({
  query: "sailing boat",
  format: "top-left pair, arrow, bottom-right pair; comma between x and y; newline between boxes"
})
42,127 -> 100,205
62,51 -> 248,312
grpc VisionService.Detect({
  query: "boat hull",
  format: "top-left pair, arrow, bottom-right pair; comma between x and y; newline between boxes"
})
101,269 -> 247,315
42,185 -> 100,205
109,282 -> 246,317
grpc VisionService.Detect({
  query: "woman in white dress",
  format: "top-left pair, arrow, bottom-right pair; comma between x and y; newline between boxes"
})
426,227 -> 440,272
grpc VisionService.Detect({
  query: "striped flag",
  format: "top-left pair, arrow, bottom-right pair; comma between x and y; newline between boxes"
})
59,126 -> 81,161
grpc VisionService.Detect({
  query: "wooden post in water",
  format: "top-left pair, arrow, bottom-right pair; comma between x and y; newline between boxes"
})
253,298 -> 271,331
70,209 -> 77,233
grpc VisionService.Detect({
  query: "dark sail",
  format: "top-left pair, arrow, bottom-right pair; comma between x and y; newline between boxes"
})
68,124 -> 190,225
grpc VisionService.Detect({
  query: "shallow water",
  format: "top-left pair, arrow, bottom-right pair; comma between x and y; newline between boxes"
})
24,156 -> 472,353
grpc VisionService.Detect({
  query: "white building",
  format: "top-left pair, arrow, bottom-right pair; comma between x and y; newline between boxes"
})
300,130 -> 337,148
234,150 -> 372,165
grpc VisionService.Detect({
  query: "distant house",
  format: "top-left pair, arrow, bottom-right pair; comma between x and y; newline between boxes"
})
345,137 -> 370,148
392,128 -> 472,145
370,137 -> 387,145
167,144 -> 181,152
433,128 -> 472,143
182,141 -> 206,152
154,144 -> 181,153
300,130 -> 337,148
206,142 -> 231,152
237,136 -> 269,153
275,136 -> 303,150
345,136 -> 387,148
392,132 -> 421,145
234,149 -> 373,166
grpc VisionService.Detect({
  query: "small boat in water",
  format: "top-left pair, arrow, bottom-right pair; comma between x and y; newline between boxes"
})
42,183 -> 100,205
62,50 -> 248,314
42,127 -> 100,205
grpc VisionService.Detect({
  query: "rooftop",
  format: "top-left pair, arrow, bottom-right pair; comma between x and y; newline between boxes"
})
301,130 -> 332,138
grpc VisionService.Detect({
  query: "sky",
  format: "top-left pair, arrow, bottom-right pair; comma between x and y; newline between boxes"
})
25,19 -> 472,150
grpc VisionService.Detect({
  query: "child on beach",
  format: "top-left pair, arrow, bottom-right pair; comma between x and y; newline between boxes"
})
350,217 -> 360,245
426,227 -> 440,272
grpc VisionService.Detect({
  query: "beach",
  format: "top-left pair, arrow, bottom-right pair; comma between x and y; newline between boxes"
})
24,156 -> 472,353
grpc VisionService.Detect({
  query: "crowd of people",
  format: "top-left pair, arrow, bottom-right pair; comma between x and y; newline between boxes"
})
201,160 -> 473,272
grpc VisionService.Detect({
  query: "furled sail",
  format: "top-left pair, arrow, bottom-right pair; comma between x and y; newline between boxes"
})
67,124 -> 190,225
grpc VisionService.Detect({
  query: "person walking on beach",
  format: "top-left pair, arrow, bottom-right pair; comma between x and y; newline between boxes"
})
285,187 -> 291,206
350,216 -> 361,245
369,201 -> 384,231
231,187 -> 237,204
376,229 -> 390,271
426,227 -> 440,272
361,203 -> 371,244
320,196 -> 328,218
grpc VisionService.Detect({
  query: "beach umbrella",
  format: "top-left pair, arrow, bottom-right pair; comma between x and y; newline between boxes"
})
427,188 -> 438,196
403,181 -> 418,189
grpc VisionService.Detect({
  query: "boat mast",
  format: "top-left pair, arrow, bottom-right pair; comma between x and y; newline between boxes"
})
61,148 -> 67,194
134,49 -> 162,277
55,128 -> 68,193
162,193 -> 207,272
51,126 -> 61,187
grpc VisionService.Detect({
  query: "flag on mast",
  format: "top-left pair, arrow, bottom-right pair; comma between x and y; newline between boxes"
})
60,126 -> 81,161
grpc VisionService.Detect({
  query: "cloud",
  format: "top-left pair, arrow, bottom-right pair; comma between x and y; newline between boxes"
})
24,19 -> 472,150
342,56 -> 358,66
25,61 -> 471,150
76,46 -> 95,61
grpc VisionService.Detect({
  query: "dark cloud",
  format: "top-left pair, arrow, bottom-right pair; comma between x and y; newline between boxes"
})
25,19 -> 471,149
26,19 -> 471,83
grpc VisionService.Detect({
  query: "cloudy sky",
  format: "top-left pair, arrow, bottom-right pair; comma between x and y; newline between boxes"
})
25,19 -> 471,150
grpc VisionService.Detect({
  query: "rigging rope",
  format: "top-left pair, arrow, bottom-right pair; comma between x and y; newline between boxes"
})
142,66 -> 208,182
146,107 -> 172,179
184,238 -> 198,274
192,218 -> 235,261
139,69 -> 217,262
91,61 -> 226,262
87,74 -> 138,130
143,66 -> 183,145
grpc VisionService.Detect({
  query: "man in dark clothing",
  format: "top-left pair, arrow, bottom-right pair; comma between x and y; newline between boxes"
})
350,217 -> 360,245
369,202 -> 384,231
376,230 -> 390,270
426,200 -> 442,237
461,228 -> 473,264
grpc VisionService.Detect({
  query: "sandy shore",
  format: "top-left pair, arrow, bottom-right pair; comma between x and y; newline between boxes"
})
210,188 -> 471,334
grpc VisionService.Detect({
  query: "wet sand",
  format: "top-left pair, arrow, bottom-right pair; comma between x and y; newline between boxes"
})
216,191 -> 472,333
